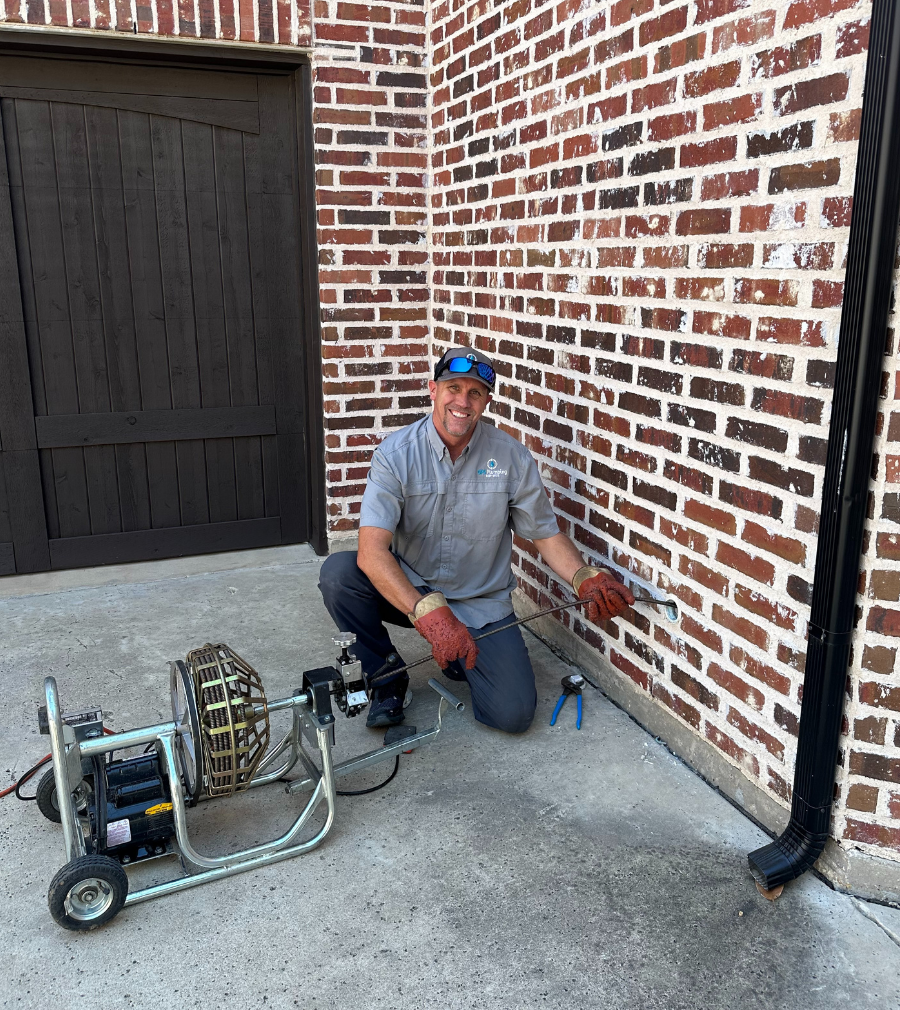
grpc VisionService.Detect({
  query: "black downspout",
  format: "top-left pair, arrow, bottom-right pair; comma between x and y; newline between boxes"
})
748,0 -> 900,890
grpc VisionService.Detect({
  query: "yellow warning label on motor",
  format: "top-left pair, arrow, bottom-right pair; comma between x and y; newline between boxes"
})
145,802 -> 174,816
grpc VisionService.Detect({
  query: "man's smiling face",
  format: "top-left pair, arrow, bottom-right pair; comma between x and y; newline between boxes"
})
429,374 -> 492,444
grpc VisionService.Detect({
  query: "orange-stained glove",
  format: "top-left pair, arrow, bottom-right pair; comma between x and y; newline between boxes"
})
409,591 -> 479,670
573,566 -> 635,623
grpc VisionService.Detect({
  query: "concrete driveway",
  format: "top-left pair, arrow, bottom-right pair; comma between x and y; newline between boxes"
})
1,546 -> 898,1009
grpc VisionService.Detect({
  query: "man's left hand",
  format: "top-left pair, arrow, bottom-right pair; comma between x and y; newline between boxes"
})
572,566 -> 634,623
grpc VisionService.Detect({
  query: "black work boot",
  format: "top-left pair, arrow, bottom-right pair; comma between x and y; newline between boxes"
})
366,653 -> 411,728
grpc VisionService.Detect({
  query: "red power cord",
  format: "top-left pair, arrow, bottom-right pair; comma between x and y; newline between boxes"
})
2,726 -> 117,800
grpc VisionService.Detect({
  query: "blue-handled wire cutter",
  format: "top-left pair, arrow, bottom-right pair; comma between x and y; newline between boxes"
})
550,674 -> 585,730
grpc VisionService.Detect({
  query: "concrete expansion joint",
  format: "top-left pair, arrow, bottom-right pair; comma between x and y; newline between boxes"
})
849,897 -> 900,950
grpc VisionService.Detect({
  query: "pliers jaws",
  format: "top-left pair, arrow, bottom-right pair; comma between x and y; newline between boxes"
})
550,673 -> 585,730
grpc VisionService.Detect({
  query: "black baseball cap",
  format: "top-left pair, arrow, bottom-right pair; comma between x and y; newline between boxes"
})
433,346 -> 496,391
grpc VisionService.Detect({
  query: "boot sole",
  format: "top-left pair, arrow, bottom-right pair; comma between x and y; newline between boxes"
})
366,710 -> 404,729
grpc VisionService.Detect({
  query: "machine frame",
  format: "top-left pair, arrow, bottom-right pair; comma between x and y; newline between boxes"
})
43,668 -> 463,923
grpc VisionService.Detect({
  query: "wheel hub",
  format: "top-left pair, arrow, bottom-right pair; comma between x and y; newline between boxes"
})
65,877 -> 115,921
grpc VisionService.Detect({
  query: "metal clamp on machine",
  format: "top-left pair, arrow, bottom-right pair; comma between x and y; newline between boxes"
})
36,633 -> 464,932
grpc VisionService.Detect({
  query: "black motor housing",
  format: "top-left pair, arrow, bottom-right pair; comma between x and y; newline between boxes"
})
89,752 -> 175,863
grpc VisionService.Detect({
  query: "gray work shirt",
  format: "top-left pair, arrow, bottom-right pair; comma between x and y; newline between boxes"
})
359,415 -> 560,628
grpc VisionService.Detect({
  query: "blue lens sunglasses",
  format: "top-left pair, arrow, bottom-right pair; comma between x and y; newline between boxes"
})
436,356 -> 495,386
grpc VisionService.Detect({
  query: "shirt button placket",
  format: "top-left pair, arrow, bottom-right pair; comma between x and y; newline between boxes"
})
441,465 -> 458,577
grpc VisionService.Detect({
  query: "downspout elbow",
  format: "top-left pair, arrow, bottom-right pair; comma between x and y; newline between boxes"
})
748,814 -> 829,890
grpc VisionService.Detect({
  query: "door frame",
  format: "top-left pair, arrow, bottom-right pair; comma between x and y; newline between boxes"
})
0,28 -> 327,559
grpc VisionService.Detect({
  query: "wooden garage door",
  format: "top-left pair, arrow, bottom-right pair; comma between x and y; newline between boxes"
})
0,54 -> 319,574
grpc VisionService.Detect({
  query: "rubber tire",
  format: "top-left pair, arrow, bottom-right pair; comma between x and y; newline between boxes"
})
35,769 -> 62,823
35,769 -> 91,824
48,855 -> 128,931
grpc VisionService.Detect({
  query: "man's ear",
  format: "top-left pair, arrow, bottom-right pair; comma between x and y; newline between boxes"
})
428,379 -> 438,402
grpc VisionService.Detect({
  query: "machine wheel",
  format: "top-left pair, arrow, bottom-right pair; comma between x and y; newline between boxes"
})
35,769 -> 91,824
170,659 -> 203,805
48,855 -> 128,931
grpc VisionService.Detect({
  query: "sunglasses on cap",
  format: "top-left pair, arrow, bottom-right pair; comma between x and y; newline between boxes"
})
435,355 -> 495,387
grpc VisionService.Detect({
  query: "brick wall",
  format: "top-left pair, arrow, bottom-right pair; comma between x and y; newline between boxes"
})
312,1 -> 431,537
430,0 -> 900,864
0,0 -> 311,43
850,308 -> 900,852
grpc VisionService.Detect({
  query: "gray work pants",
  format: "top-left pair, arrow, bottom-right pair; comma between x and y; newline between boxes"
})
318,551 -> 537,734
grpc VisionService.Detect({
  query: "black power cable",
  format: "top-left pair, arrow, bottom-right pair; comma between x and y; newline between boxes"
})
336,755 -> 399,796
11,754 -> 52,800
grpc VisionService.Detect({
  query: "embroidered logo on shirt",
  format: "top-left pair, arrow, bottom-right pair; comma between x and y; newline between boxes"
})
477,457 -> 508,476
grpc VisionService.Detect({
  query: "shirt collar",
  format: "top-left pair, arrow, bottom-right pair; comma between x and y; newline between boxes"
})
427,415 -> 485,461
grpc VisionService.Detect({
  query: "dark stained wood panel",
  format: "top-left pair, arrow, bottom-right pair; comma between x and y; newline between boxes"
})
0,542 -> 14,575
50,517 -> 281,569
35,406 -> 277,448
0,87 -> 259,132
0,55 -> 258,100
0,98 -> 50,570
0,51 -> 320,573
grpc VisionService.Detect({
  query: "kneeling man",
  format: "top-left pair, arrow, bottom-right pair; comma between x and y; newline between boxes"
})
319,346 -> 634,732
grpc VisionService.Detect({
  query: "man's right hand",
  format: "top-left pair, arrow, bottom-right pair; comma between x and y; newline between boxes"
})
409,592 -> 479,670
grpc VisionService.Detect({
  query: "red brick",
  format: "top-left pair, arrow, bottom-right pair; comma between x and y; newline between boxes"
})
681,612 -> 723,653
695,0 -> 751,25
680,136 -> 738,168
866,607 -> 900,638
675,277 -> 726,300
684,60 -> 740,98
734,280 -> 799,307
648,110 -> 697,141
701,170 -> 759,201
679,556 -> 729,595
632,78 -> 677,113
774,75 -> 849,116
611,648 -> 650,690
712,11 -> 776,53
653,681 -> 701,728
727,706 -> 784,759
849,751 -> 900,784
730,645 -> 791,694
740,202 -> 806,232
844,819 -> 900,851
684,498 -> 737,534
639,6 -> 688,46
661,519 -> 710,555
610,0 -> 652,26
708,662 -> 765,710
704,93 -> 761,129
705,722 -> 760,776
751,34 -> 821,78
846,783 -> 879,813
693,310 -> 752,340
836,18 -> 870,59
756,316 -> 824,345
784,0 -> 860,29
676,209 -> 731,235
654,33 -> 706,74
742,521 -> 806,564
734,585 -> 797,631
716,543 -> 775,585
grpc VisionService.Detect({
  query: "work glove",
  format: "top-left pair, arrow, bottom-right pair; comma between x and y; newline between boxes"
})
572,566 -> 635,623
409,591 -> 479,671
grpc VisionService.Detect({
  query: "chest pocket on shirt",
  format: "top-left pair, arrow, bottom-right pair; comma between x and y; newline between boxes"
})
459,478 -> 514,542
399,480 -> 443,541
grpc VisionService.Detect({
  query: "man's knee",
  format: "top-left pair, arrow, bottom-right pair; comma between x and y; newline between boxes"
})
318,551 -> 360,600
482,695 -> 536,735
